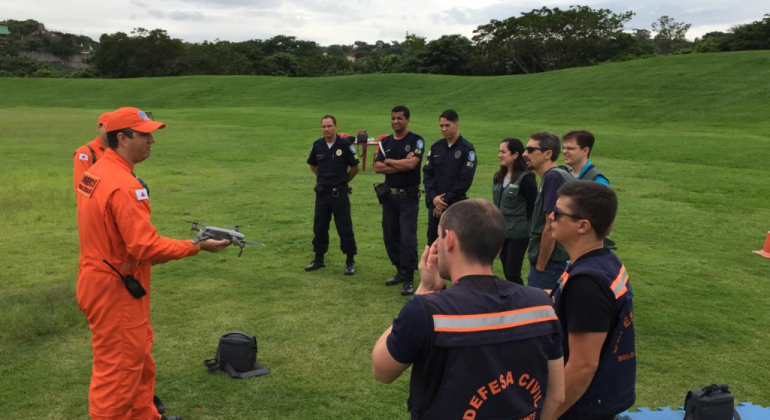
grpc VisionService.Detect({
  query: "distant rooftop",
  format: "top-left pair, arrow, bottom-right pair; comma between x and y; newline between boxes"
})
0,24 -> 10,36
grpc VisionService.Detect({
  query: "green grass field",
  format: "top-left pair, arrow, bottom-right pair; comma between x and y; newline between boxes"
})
1,51 -> 769,419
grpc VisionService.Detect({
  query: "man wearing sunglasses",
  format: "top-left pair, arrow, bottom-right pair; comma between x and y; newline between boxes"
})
545,182 -> 635,420
523,132 -> 575,290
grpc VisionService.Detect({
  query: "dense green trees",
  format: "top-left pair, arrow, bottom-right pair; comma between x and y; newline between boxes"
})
473,6 -> 639,74
1,9 -> 769,78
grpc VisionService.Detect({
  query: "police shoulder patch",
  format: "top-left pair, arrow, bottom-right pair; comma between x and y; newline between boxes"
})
416,139 -> 424,149
78,153 -> 89,161
349,145 -> 356,155
467,162 -> 474,168
469,151 -> 476,162
135,188 -> 149,201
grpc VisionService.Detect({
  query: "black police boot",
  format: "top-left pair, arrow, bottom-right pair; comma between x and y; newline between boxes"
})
400,268 -> 415,296
344,255 -> 356,275
384,266 -> 405,286
305,254 -> 325,272
154,395 -> 165,415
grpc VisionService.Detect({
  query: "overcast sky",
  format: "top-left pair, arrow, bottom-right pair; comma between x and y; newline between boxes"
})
2,0 -> 767,45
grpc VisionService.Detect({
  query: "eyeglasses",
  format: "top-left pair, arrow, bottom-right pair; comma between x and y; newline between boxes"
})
525,147 -> 544,154
553,207 -> 585,221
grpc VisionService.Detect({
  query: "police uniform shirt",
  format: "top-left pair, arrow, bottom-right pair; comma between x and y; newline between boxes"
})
423,136 -> 476,206
307,136 -> 359,187
386,276 -> 563,416
558,248 -> 617,360
374,132 -> 425,188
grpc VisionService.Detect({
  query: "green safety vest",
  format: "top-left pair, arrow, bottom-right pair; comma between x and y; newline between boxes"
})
529,166 -> 575,264
492,171 -> 532,240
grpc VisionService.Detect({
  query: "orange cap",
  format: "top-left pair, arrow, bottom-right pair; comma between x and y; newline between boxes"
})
97,112 -> 112,127
105,107 -> 166,133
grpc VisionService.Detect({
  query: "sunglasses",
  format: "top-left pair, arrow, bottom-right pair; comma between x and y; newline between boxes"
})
525,146 -> 544,154
553,207 -> 586,221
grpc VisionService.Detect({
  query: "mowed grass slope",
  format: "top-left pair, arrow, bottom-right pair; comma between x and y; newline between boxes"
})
0,51 -> 768,419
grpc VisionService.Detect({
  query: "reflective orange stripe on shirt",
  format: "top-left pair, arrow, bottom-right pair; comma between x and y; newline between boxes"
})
560,265 -> 628,299
433,305 -> 557,333
610,265 -> 629,299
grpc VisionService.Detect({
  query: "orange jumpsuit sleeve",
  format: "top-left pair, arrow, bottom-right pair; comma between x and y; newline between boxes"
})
73,147 -> 92,192
110,187 -> 200,264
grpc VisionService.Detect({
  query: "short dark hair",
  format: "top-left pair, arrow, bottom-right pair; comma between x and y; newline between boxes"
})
557,182 -> 617,239
530,131 -> 561,162
321,115 -> 337,126
391,105 -> 410,119
563,130 -> 596,158
439,109 -> 459,123
106,128 -> 134,150
439,199 -> 505,266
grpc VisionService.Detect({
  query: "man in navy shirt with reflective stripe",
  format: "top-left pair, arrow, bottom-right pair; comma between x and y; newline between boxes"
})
305,115 -> 360,275
374,105 -> 425,296
423,109 -> 477,246
547,182 -> 635,420
372,199 -> 565,420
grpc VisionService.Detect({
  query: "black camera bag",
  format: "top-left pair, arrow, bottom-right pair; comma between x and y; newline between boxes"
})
204,332 -> 270,379
684,383 -> 740,420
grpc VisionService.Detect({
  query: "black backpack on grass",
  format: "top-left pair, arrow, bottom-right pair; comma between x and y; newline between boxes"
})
684,383 -> 740,420
204,332 -> 270,379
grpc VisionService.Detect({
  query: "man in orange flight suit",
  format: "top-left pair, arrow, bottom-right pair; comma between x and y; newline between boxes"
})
73,112 -> 111,192
76,107 -> 230,420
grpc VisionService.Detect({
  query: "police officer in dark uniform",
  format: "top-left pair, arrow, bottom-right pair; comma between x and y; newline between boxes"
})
305,115 -> 360,275
374,106 -> 425,296
372,199 -> 565,420
548,182 -> 635,420
423,109 -> 477,246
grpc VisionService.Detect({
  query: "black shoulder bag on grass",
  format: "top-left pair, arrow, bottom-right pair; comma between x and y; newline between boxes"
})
684,383 -> 741,420
204,332 -> 270,379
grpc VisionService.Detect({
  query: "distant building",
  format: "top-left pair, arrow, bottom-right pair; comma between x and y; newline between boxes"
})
0,23 -> 10,37
346,55 -> 356,62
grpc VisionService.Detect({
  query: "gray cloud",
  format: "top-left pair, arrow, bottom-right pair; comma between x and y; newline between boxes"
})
10,0 -> 768,46
167,10 -> 207,21
430,0 -> 767,39
129,0 -> 207,22
173,0 -> 279,7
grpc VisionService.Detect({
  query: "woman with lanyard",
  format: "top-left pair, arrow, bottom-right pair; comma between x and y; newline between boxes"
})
492,138 -> 538,284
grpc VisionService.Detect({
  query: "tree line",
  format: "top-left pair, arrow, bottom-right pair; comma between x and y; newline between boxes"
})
1,7 -> 768,79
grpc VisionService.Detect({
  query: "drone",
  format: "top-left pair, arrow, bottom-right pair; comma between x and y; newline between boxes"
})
184,221 -> 264,257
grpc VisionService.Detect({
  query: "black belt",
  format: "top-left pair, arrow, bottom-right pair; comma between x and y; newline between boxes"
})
387,186 -> 421,198
316,184 -> 350,197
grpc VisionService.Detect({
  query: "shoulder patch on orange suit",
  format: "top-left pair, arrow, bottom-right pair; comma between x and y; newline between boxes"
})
77,172 -> 101,197
135,189 -> 149,201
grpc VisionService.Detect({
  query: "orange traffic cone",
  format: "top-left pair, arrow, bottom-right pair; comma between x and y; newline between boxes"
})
753,231 -> 770,259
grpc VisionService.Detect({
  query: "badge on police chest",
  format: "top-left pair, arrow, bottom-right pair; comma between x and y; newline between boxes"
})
336,149 -> 342,156
454,150 -> 461,159
405,145 -> 411,152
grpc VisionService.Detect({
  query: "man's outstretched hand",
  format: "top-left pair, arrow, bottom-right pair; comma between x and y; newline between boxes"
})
199,239 -> 231,252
